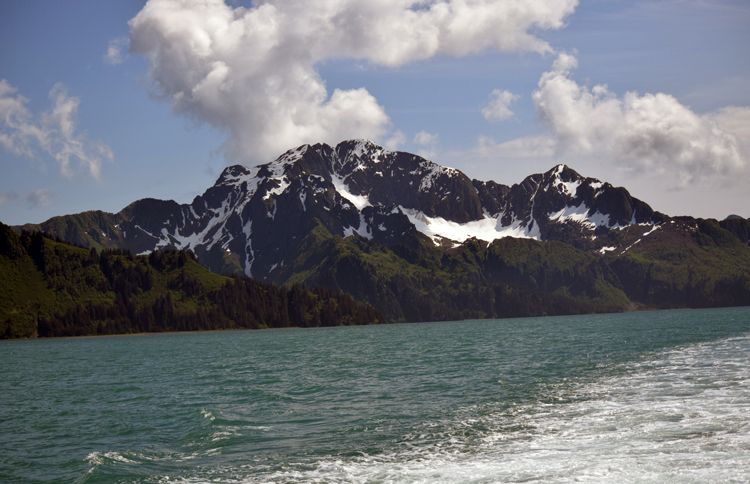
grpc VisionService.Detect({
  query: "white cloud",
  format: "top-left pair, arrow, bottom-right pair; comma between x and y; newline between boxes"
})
532,53 -> 748,186
0,80 -> 45,160
413,130 -> 440,159
26,188 -> 52,208
706,106 -> 750,161
129,0 -> 577,163
384,130 -> 406,150
414,130 -> 439,146
104,37 -> 128,65
0,79 -> 113,179
474,134 -> 556,160
482,89 -> 519,121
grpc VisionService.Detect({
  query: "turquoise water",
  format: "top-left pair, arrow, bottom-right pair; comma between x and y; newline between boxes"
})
1,307 -> 749,483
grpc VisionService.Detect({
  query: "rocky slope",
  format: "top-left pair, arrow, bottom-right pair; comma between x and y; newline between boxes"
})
22,140 -> 669,273
19,140 -> 750,320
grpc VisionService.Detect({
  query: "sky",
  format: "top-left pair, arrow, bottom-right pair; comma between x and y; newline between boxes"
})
1,0 -> 749,226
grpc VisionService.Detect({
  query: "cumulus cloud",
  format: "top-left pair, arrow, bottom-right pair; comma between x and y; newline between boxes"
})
129,0 -> 577,163
532,53 -> 748,186
706,106 -> 750,160
482,89 -> 519,121
104,37 -> 128,65
0,80 -> 113,179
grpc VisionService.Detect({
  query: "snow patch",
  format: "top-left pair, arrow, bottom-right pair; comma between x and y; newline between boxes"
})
642,224 -> 661,236
343,213 -> 372,240
332,174 -> 371,210
418,163 -> 459,192
621,238 -> 642,255
561,179 -> 581,196
338,139 -> 386,170
219,166 -> 260,187
548,203 -> 612,229
551,164 -> 581,196
400,207 -> 540,245
263,177 -> 290,200
243,220 -> 254,278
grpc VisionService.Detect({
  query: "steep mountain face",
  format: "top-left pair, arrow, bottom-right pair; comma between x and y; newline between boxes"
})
23,140 -> 667,275
19,140 -> 750,320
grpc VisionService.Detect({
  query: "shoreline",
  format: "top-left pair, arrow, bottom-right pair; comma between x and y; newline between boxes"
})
3,305 -> 749,342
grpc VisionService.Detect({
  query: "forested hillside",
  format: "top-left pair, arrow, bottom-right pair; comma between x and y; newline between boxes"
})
0,223 -> 382,339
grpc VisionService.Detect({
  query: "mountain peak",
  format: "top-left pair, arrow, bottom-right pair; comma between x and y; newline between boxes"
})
215,164 -> 253,186
338,138 -> 379,149
31,141 -> 671,281
334,139 -> 387,170
546,163 -> 583,181
274,143 -> 314,164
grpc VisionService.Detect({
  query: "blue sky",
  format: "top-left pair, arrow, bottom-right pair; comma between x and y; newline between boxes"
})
1,0 -> 749,225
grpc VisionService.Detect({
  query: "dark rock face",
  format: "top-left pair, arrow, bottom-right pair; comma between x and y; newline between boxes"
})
22,140 -> 669,280
17,139 -> 750,322
333,143 -> 486,223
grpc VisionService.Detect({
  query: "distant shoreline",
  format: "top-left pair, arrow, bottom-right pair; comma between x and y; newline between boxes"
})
4,305 -> 749,342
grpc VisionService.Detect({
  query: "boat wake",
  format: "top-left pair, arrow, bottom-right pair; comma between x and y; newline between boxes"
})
254,334 -> 750,483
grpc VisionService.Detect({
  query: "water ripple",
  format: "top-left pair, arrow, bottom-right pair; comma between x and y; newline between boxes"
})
0,307 -> 748,482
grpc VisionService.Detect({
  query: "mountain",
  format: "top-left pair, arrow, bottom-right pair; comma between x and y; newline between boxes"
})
0,223 -> 382,339
20,140 -> 666,274
19,140 -> 750,320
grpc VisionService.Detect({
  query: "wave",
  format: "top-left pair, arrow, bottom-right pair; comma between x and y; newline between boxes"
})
255,334 -> 750,483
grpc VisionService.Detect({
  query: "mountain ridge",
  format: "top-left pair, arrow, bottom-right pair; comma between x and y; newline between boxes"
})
17,140 -> 750,321
20,140 -> 670,274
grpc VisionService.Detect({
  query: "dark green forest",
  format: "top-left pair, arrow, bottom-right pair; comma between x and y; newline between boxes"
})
281,219 -> 750,322
0,223 -> 382,339
3,214 -> 750,340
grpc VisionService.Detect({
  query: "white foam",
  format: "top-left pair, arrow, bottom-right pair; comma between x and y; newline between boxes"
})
258,334 -> 750,483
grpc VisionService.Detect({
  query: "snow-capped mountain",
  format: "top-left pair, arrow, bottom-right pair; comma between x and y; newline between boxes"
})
19,139 -> 750,321
24,139 -> 672,279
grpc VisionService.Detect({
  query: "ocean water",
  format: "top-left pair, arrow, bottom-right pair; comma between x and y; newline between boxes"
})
1,307 -> 749,483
